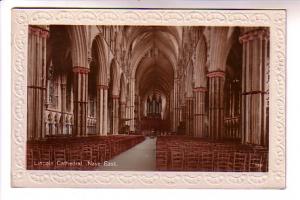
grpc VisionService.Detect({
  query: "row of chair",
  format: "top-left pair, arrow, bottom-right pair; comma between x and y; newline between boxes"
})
27,135 -> 145,170
156,136 -> 268,172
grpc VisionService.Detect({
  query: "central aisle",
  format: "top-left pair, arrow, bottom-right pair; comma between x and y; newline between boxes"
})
98,137 -> 156,171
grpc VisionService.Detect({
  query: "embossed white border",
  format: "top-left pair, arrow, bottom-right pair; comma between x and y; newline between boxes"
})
11,9 -> 286,188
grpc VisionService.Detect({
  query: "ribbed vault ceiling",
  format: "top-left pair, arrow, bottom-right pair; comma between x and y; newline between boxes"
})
130,26 -> 178,98
136,52 -> 174,97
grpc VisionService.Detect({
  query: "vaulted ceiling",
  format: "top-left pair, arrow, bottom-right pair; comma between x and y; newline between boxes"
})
128,26 -> 180,98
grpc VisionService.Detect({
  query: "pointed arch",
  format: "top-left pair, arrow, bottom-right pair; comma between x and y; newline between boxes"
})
92,34 -> 109,86
194,34 -> 207,88
205,27 -> 235,72
186,63 -> 194,98
120,73 -> 127,103
110,59 -> 121,96
67,25 -> 91,68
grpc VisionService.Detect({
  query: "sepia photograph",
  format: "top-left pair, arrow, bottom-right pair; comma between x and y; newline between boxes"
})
11,8 -> 285,188
26,24 -> 269,172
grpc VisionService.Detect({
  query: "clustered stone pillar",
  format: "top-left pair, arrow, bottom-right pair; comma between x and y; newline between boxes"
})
72,66 -> 89,137
205,27 -> 233,140
96,85 -> 108,135
180,104 -> 184,124
193,87 -> 207,137
27,26 -> 48,140
68,25 -> 91,137
239,29 -> 269,146
170,89 -> 176,132
174,79 -> 180,132
60,76 -> 67,135
103,88 -> 108,135
207,71 -> 225,140
112,95 -> 120,135
181,103 -> 186,131
135,95 -> 141,131
129,80 -> 135,132
120,101 -> 126,130
125,101 -> 130,128
224,80 -> 240,139
185,97 -> 194,136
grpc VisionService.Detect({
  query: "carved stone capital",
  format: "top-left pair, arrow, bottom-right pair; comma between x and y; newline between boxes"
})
239,28 -> 269,43
193,87 -> 207,92
29,26 -> 49,38
72,66 -> 90,74
206,71 -> 225,78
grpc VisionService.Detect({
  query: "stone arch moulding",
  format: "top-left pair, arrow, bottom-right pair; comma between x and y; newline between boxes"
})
92,34 -> 109,86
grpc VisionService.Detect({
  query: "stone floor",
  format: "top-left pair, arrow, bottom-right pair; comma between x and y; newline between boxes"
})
98,137 -> 156,171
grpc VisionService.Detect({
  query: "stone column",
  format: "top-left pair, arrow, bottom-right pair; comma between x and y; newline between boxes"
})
68,25 -> 91,137
174,79 -> 180,132
120,101 -> 126,132
136,95 -> 141,127
159,98 -> 162,115
206,27 -> 233,141
224,79 -> 241,139
27,26 -> 48,140
185,97 -> 194,136
239,29 -> 269,146
180,104 -> 185,126
207,71 -> 225,140
193,87 -> 207,137
146,99 -> 149,116
231,81 -> 241,139
72,67 -> 89,137
170,89 -> 176,132
60,76 -> 67,135
125,101 -> 130,127
103,87 -> 108,135
224,81 -> 231,138
112,95 -> 120,135
129,79 -> 135,132
229,82 -> 233,138
96,85 -> 108,135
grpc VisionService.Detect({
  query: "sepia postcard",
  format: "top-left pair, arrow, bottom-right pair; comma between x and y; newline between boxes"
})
11,8 -> 286,188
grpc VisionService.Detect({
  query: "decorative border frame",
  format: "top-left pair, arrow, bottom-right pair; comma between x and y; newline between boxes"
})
11,8 -> 286,188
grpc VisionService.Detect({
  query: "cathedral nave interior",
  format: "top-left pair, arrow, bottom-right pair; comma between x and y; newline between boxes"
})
26,25 -> 269,171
